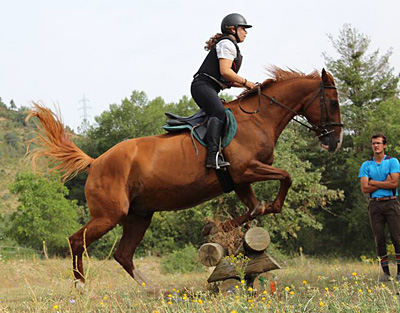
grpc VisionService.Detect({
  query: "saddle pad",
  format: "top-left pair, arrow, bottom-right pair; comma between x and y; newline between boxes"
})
163,108 -> 237,149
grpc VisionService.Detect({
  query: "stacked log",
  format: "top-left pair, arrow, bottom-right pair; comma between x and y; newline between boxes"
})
198,227 -> 280,293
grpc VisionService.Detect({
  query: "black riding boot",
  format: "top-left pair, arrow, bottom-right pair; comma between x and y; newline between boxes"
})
206,117 -> 230,169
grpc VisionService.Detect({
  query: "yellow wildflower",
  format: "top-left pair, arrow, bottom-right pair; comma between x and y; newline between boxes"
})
53,305 -> 59,310
290,291 -> 294,295
284,286 -> 290,291
100,302 -> 104,306
198,299 -> 203,304
352,272 -> 357,277
319,301 -> 324,307
231,311 -> 238,313
248,287 -> 253,292
141,282 -> 146,287
167,301 -> 172,305
302,280 -> 307,285
103,296 -> 108,300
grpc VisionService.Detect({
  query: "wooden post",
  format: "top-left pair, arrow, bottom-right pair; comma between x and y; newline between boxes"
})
243,227 -> 270,253
219,278 -> 241,293
207,253 -> 280,283
198,243 -> 226,267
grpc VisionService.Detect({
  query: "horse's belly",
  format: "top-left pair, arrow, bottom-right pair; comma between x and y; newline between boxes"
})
131,179 -> 221,212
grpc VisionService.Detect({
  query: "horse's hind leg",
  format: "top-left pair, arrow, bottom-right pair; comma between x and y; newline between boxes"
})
114,212 -> 156,292
69,216 -> 118,290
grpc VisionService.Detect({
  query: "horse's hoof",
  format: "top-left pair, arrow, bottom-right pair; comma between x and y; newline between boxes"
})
250,202 -> 280,217
250,202 -> 267,217
74,280 -> 86,293
202,222 -> 218,236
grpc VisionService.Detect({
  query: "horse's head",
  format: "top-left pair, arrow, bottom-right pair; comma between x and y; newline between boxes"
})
302,69 -> 343,152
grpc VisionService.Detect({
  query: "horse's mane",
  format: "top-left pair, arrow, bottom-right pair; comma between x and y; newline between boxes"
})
238,66 -> 321,99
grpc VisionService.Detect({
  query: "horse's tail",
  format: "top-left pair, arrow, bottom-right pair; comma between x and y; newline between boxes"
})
26,102 -> 94,181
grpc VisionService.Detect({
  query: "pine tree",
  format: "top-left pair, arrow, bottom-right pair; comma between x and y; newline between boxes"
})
323,23 -> 399,135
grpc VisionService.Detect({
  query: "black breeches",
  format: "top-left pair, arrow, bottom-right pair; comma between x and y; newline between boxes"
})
191,79 -> 226,122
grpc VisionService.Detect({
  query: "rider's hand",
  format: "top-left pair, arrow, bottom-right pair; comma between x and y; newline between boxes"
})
244,80 -> 257,89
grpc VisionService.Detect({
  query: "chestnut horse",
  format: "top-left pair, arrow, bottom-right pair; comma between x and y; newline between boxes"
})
26,68 -> 342,291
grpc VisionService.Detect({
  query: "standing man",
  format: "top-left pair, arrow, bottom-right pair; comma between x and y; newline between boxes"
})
359,134 -> 400,282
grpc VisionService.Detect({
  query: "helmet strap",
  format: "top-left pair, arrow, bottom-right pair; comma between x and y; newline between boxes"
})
234,26 -> 240,43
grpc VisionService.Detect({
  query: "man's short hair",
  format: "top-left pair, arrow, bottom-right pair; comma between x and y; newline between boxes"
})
371,133 -> 387,144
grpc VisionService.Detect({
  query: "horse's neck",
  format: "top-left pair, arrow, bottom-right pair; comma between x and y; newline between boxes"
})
235,79 -> 318,145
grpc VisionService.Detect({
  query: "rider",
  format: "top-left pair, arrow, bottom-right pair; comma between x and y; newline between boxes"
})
191,13 -> 257,169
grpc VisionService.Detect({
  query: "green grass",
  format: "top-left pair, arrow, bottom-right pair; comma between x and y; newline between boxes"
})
1,255 -> 400,312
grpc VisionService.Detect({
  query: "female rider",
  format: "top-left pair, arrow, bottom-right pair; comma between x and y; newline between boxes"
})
191,13 -> 256,169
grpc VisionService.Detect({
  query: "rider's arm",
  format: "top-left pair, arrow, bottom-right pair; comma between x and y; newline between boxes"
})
369,173 -> 399,189
219,58 -> 256,89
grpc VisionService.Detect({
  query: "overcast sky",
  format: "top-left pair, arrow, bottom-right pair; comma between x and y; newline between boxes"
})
1,0 -> 399,131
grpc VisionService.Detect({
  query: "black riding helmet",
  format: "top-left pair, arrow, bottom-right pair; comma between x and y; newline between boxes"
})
221,13 -> 252,43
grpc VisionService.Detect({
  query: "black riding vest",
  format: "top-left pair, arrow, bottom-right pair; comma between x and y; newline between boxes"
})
194,36 -> 243,89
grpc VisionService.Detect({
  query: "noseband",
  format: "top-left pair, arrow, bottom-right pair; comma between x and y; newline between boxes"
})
239,83 -> 344,138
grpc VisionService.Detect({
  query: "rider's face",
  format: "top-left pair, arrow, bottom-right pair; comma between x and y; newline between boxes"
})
236,26 -> 247,42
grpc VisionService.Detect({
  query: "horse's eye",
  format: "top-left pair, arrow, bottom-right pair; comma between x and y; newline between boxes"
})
330,100 -> 338,108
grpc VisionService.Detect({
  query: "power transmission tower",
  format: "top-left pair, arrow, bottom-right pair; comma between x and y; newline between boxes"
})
78,95 -> 91,133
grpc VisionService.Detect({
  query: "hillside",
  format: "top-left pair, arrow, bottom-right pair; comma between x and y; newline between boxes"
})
0,105 -> 35,214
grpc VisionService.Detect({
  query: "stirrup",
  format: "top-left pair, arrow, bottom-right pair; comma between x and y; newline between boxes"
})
215,151 -> 230,170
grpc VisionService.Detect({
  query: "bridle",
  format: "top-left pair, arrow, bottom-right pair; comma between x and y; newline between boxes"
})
238,83 -> 344,138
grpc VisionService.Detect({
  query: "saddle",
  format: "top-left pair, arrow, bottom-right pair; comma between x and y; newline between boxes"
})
163,109 -> 237,149
163,108 -> 237,193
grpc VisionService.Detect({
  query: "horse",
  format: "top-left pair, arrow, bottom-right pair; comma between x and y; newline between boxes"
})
26,67 -> 343,292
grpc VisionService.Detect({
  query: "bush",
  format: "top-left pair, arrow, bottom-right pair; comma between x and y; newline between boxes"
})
160,244 -> 205,274
7,172 -> 81,255
4,131 -> 20,148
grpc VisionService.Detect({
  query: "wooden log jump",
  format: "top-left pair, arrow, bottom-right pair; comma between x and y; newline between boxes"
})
199,227 -> 281,292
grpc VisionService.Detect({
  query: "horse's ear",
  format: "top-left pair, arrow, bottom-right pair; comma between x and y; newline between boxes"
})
321,68 -> 334,86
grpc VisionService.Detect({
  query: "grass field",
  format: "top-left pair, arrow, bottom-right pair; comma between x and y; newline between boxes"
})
1,254 -> 400,312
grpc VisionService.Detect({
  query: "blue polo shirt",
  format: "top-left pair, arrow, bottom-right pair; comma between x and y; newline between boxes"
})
358,155 -> 400,198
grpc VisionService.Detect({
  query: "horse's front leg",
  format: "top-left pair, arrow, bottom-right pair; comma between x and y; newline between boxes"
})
240,160 -> 292,215
202,161 -> 292,236
202,183 -> 259,236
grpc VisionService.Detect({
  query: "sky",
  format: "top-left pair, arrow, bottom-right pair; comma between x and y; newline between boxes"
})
1,0 -> 399,131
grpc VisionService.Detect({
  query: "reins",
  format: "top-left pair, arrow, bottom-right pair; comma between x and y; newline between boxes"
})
238,83 -> 343,138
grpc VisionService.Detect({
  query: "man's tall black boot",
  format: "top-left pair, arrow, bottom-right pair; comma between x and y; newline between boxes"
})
206,117 -> 230,169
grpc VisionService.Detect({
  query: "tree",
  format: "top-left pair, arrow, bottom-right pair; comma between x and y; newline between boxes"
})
0,97 -> 7,109
323,24 -> 399,135
7,172 -> 81,255
82,91 -> 198,157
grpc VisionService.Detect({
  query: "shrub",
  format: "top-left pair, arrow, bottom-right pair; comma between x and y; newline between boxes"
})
160,244 -> 205,274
